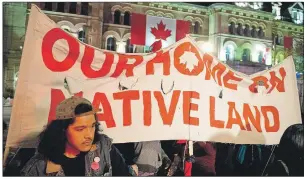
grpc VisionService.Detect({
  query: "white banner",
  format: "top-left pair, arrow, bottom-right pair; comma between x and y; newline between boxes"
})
6,5 -> 302,148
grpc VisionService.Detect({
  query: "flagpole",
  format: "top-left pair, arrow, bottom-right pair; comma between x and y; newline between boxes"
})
184,140 -> 194,176
188,140 -> 193,156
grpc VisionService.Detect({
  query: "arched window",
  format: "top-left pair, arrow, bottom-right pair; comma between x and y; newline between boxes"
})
114,10 -> 121,24
106,37 -> 116,51
78,30 -> 85,42
258,27 -> 264,38
57,2 -> 65,12
276,34 -> 283,45
126,39 -> 134,53
124,11 -> 130,25
45,2 -> 53,11
194,21 -> 200,34
188,21 -> 193,34
60,25 -> 70,33
81,2 -> 89,15
244,24 -> 250,37
237,23 -> 243,36
242,48 -> 251,61
229,22 -> 236,34
225,45 -> 235,61
251,26 -> 257,38
69,2 -> 77,14
258,51 -> 264,63
276,35 -> 280,45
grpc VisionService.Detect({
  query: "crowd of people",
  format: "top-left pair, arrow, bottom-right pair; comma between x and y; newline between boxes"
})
3,96 -> 304,176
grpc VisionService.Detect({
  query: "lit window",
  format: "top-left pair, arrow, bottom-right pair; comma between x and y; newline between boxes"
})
126,39 -> 134,53
69,2 -> 77,14
114,10 -> 121,24
78,30 -> 85,42
63,28 -> 70,32
294,11 -> 304,24
258,27 -> 264,38
258,51 -> 264,63
44,2 -> 52,11
188,21 -> 193,34
244,24 -> 250,37
237,23 -> 243,36
81,2 -> 89,15
229,22 -> 235,34
194,21 -> 200,34
293,11 -> 298,19
106,37 -> 116,51
57,2 -> 65,12
299,12 -> 304,24
242,48 -> 251,61
276,34 -> 283,45
225,45 -> 235,61
124,12 -> 130,25
251,26 -> 257,38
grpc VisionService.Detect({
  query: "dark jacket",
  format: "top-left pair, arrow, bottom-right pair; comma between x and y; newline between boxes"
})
115,141 -> 171,174
266,159 -> 304,176
21,134 -> 132,176
192,142 -> 216,176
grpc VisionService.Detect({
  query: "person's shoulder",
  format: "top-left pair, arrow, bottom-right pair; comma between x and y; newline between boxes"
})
96,134 -> 114,150
266,160 -> 289,176
21,153 -> 46,176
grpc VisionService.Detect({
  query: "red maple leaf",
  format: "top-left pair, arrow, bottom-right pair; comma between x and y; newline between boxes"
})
150,20 -> 172,41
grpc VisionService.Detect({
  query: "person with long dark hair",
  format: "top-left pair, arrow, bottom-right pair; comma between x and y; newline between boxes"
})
21,96 -> 134,176
266,124 -> 304,176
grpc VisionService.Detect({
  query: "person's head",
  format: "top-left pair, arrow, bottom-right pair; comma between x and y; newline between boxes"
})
277,124 -> 304,162
38,96 -> 101,163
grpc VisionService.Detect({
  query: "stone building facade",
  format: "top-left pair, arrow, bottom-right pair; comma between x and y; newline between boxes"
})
3,2 -> 304,95
3,3 -> 27,95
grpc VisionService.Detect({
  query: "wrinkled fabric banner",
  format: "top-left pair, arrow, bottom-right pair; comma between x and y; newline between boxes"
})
7,5 -> 302,148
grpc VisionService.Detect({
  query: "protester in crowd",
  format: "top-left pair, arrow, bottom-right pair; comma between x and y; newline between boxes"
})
165,141 -> 218,176
117,141 -> 172,176
21,96 -> 135,176
4,148 -> 36,176
166,140 -> 196,176
169,140 -> 217,176
266,124 -> 304,176
233,144 -> 264,176
162,140 -> 184,176
215,143 -> 235,176
191,142 -> 217,176
135,141 -> 172,176
113,142 -> 139,175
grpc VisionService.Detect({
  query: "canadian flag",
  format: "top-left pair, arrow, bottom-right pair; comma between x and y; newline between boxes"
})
131,13 -> 190,50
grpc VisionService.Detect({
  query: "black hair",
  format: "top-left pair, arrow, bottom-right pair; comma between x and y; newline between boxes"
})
277,124 -> 304,163
37,103 -> 101,164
